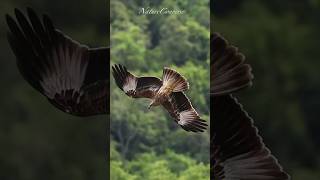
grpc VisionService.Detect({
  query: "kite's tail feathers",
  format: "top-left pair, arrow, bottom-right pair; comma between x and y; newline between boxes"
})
162,67 -> 189,92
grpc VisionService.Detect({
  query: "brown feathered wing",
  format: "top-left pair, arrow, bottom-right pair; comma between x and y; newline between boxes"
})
211,95 -> 290,179
112,64 -> 162,99
6,8 -> 109,116
162,92 -> 208,132
211,33 -> 253,96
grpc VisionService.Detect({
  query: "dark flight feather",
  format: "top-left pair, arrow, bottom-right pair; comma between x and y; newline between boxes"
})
211,33 -> 289,179
211,33 -> 253,95
162,92 -> 207,132
211,95 -> 290,179
112,64 -> 162,98
6,8 -> 109,116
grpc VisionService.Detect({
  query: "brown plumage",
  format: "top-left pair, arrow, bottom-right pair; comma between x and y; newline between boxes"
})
6,8 -> 109,116
211,33 -> 253,96
112,64 -> 207,133
211,95 -> 290,180
211,33 -> 290,179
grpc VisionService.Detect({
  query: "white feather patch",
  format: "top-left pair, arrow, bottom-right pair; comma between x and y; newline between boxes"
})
178,110 -> 197,125
40,45 -> 88,100
123,76 -> 137,93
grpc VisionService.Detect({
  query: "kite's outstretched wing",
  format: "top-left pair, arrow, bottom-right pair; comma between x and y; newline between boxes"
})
211,95 -> 290,179
162,92 -> 208,133
6,8 -> 109,116
211,33 -> 253,96
112,64 -> 162,99
161,67 -> 189,92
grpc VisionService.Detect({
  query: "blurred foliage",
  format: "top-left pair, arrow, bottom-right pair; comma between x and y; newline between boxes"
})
111,0 -> 210,179
212,0 -> 320,179
0,0 -> 108,180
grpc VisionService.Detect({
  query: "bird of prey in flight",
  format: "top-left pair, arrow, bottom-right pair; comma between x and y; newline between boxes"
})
6,8 -> 109,116
112,64 -> 208,133
211,33 -> 290,179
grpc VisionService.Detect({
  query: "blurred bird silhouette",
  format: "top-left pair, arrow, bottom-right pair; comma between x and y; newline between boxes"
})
211,33 -> 290,179
112,64 -> 208,133
6,8 -> 109,116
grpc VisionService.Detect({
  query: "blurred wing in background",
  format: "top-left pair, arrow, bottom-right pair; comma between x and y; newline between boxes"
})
211,33 -> 253,96
112,64 -> 162,98
211,95 -> 290,179
162,92 -> 208,133
6,8 -> 109,116
211,33 -> 290,179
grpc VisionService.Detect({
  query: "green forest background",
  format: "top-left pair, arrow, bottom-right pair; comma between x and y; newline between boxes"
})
110,0 -> 210,179
0,0 -> 319,179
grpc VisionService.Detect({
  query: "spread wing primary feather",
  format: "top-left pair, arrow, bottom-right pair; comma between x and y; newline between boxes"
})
6,8 -> 109,116
211,33 -> 289,179
211,33 -> 253,96
162,92 -> 207,132
211,95 -> 290,180
112,64 -> 162,98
